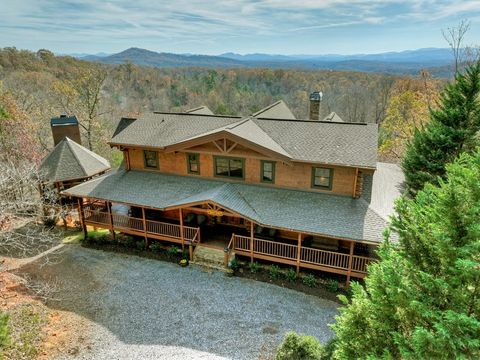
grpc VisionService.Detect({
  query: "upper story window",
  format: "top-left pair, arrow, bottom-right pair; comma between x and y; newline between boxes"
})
187,153 -> 200,174
312,167 -> 333,190
261,161 -> 275,183
143,150 -> 159,169
214,156 -> 244,179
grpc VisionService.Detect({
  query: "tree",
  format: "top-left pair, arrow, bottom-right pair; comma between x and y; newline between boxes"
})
53,66 -> 108,151
332,149 -> 480,359
443,19 -> 470,74
402,61 -> 480,196
379,91 -> 429,160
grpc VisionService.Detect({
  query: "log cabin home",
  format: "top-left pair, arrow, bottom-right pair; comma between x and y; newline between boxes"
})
62,97 -> 404,286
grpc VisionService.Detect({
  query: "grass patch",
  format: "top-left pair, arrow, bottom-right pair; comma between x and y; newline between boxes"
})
1,304 -> 47,360
63,227 -> 110,244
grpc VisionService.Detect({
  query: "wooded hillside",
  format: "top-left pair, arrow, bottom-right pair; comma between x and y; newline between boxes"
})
0,47 -> 444,165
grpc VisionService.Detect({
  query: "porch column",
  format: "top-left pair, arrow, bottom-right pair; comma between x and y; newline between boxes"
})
142,207 -> 148,247
296,233 -> 302,274
107,201 -> 114,234
250,221 -> 254,263
346,241 -> 355,288
179,208 -> 185,250
77,197 -> 87,240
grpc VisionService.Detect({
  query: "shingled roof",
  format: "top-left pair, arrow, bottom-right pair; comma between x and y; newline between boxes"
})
63,170 -> 388,243
40,137 -> 111,183
110,112 -> 377,169
252,100 -> 296,119
185,105 -> 214,115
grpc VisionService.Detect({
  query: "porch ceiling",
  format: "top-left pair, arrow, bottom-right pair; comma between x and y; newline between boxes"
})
63,170 -> 389,244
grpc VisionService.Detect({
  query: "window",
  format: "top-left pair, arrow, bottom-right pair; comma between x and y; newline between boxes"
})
187,153 -> 200,174
143,150 -> 158,169
214,156 -> 244,179
261,161 -> 275,183
312,167 -> 333,189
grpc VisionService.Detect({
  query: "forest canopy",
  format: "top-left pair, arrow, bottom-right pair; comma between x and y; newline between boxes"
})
0,47 -> 444,165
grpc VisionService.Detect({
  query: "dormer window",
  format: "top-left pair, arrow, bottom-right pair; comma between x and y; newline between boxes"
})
143,150 -> 158,169
312,167 -> 333,190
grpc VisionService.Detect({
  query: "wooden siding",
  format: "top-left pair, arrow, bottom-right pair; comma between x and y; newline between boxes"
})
126,146 -> 358,196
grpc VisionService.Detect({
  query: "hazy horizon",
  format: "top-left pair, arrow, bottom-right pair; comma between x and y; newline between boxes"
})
1,1 -> 480,55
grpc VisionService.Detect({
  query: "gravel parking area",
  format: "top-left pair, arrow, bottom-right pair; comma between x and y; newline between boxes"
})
36,246 -> 339,359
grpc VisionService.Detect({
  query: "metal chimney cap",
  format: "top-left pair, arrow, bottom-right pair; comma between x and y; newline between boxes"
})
309,91 -> 323,102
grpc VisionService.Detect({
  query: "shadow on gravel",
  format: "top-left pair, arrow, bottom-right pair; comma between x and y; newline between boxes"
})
15,245 -> 339,360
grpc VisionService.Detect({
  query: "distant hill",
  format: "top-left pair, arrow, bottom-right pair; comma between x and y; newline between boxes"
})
83,47 -> 243,68
79,47 -> 455,77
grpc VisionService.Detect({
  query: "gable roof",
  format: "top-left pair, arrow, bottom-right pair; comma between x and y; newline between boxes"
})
40,137 -> 111,183
110,111 -> 377,168
185,105 -> 214,115
63,170 -> 388,243
252,100 -> 296,120
322,112 -> 344,123
112,117 -> 137,138
168,117 -> 291,160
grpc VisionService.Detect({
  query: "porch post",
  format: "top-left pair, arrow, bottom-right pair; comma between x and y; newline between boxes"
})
346,241 -> 355,288
77,197 -> 87,240
250,221 -> 254,263
296,233 -> 302,274
179,208 -> 185,250
142,207 -> 148,248
107,201 -> 116,240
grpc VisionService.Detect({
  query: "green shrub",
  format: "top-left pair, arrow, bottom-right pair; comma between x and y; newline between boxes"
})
136,240 -> 146,251
326,279 -> 339,293
150,242 -> 162,253
248,261 -> 260,273
182,249 -> 189,260
302,274 -> 317,288
0,312 -> 10,349
269,265 -> 281,280
121,235 -> 136,248
166,245 -> 179,257
96,234 -> 110,245
276,331 -> 324,360
229,258 -> 239,271
285,268 -> 298,282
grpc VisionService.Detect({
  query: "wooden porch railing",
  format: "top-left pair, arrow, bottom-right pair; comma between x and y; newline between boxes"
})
83,208 -> 200,243
230,234 -> 374,278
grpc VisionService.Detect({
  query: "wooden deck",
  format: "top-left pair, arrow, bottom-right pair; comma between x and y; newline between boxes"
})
228,234 -> 372,279
83,207 -> 200,247
79,201 -> 374,282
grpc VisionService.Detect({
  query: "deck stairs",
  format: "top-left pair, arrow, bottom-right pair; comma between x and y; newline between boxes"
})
192,245 -> 231,271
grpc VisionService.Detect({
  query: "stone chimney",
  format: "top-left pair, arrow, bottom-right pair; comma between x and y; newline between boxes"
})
50,115 -> 81,146
309,91 -> 322,120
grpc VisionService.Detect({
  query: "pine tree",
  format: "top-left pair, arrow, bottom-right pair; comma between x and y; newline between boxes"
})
402,62 -> 480,196
331,150 -> 480,359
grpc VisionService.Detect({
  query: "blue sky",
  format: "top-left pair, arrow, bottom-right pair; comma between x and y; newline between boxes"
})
1,0 -> 480,55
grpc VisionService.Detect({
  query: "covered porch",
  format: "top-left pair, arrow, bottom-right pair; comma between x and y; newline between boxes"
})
77,197 -> 376,285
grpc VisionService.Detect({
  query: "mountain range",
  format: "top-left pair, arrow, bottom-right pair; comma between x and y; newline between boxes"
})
76,47 -> 455,77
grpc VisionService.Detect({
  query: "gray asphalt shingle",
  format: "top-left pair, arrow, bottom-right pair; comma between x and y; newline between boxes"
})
40,137 -> 111,183
63,170 -> 387,243
109,111 -> 377,169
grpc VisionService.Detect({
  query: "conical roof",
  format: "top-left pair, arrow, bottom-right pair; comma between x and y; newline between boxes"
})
40,137 -> 110,183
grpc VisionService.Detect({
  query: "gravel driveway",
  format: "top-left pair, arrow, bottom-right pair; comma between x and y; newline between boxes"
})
45,246 -> 338,360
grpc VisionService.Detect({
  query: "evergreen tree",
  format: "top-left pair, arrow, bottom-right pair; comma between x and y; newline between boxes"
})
332,150 -> 480,359
402,62 -> 480,196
